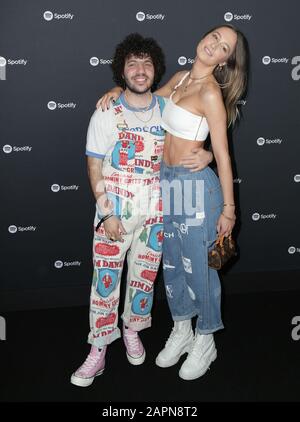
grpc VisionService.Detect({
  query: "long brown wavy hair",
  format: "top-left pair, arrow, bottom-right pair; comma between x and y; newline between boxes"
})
203,24 -> 249,126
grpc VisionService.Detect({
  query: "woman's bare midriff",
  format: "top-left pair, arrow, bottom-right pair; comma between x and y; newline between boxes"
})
163,132 -> 205,166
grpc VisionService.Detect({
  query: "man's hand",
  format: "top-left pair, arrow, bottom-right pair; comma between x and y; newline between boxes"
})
102,216 -> 127,242
179,148 -> 213,172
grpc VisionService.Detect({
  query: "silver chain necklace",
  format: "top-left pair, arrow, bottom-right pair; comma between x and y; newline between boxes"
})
124,92 -> 154,123
133,108 -> 154,123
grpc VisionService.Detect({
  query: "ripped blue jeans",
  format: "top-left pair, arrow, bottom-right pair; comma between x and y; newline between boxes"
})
160,161 -> 224,334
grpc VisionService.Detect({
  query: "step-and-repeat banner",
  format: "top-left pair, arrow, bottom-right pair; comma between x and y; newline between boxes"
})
1,0 -> 299,310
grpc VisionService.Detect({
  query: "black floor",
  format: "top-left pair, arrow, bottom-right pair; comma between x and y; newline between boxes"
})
1,290 -> 300,403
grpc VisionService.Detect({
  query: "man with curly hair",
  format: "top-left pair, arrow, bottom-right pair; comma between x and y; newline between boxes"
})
71,33 -> 212,387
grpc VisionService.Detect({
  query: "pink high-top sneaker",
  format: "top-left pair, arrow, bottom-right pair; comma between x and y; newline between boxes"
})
70,345 -> 106,387
123,325 -> 145,365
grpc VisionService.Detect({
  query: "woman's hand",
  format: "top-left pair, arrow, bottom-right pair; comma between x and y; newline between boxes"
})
96,87 -> 123,111
216,212 -> 236,237
179,148 -> 213,172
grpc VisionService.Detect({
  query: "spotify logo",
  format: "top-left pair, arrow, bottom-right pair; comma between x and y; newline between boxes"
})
3,145 -> 12,154
51,184 -> 60,192
178,56 -> 187,66
257,137 -> 265,146
252,213 -> 260,221
43,11 -> 53,21
136,12 -> 145,21
224,12 -> 233,22
90,57 -> 99,66
262,56 -> 271,65
47,101 -> 57,110
0,57 -> 7,67
8,225 -> 17,234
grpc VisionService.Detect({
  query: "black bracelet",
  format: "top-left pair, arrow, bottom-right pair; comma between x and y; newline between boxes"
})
95,212 -> 114,231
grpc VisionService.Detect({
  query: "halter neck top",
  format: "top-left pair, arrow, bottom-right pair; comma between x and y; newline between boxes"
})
161,72 -> 210,141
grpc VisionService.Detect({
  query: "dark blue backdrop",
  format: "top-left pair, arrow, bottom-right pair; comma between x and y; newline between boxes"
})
1,0 -> 299,311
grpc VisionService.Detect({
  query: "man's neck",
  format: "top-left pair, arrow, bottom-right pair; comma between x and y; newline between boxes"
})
124,89 -> 153,110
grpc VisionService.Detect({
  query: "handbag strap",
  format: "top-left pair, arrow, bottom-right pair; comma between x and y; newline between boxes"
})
215,234 -> 233,247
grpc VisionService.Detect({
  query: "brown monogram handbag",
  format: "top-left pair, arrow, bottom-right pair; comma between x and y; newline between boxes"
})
208,234 -> 237,270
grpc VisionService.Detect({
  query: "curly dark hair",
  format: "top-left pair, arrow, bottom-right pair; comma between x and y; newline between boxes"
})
111,33 -> 166,91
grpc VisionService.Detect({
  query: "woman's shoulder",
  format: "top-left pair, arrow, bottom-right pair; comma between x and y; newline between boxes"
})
200,79 -> 223,103
198,80 -> 226,117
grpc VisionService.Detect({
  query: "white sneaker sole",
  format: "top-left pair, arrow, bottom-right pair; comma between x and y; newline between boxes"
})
126,350 -> 146,365
155,344 -> 192,368
179,350 -> 217,381
70,368 -> 104,387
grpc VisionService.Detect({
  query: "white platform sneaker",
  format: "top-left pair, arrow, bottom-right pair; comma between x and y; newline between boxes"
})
179,333 -> 217,380
155,320 -> 194,368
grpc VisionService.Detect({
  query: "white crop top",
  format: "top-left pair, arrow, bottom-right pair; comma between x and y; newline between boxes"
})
161,72 -> 210,141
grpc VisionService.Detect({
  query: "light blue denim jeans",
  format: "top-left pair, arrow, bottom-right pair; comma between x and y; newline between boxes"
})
160,160 -> 224,334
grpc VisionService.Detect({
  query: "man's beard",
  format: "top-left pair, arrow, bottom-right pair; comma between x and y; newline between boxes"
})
124,75 -> 153,95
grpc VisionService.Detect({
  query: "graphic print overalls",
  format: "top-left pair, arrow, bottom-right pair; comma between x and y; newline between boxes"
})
88,97 -> 165,348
